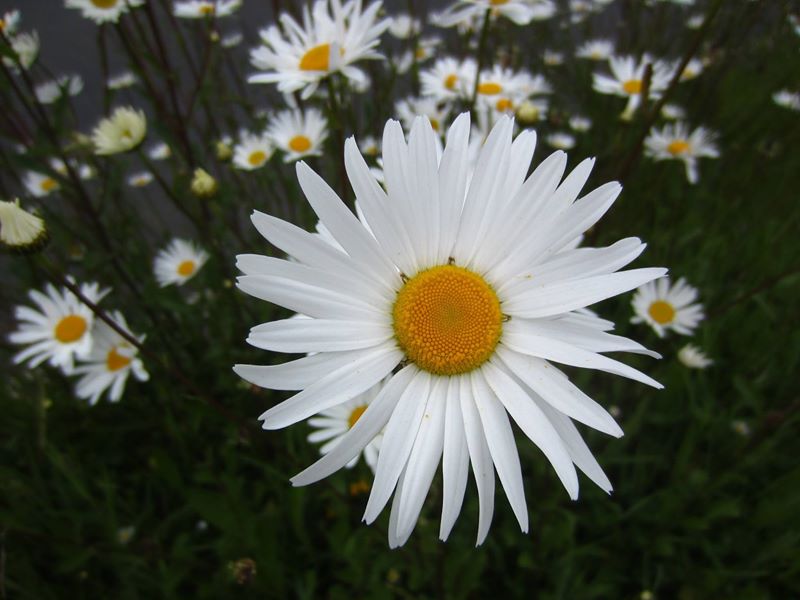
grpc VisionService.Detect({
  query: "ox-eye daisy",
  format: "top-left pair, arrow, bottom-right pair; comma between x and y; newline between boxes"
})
249,0 -> 389,99
267,108 -> 329,162
576,39 -> 615,61
234,113 -> 666,547
420,57 -> 476,102
435,0 -> 549,27
395,96 -> 450,134
65,0 -> 144,24
306,380 -> 386,472
9,281 -> 109,373
644,122 -> 718,184
631,277 -> 703,337
232,132 -> 273,170
0,199 -> 47,252
24,170 -> 61,198
593,55 -> 673,120
154,239 -> 209,287
73,311 -> 149,405
677,344 -> 712,369
174,0 -> 241,19
92,107 -> 147,155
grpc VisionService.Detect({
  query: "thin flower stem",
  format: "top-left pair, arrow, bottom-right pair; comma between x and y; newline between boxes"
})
326,76 -> 350,206
469,9 -> 492,111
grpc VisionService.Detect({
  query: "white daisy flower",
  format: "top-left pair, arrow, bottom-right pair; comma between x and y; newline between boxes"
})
9,281 -> 109,374
395,37 -> 440,74
773,89 -> 800,111
92,107 -> 147,155
249,0 -> 390,99
661,103 -> 686,120
0,10 -> 21,36
232,131 -> 274,170
388,13 -> 421,39
592,55 -> 674,120
395,96 -> 450,135
35,74 -> 84,104
24,170 -> 61,198
4,31 -> 39,71
0,198 -> 47,252
107,70 -> 138,90
575,39 -> 615,61
65,0 -> 144,24
679,57 -> 704,81
154,239 -> 209,287
677,344 -> 712,369
234,113 -> 666,547
147,142 -> 171,160
631,277 -> 703,337
569,116 -> 592,131
306,380 -> 385,471
267,108 -> 329,162
543,50 -> 564,66
686,13 -> 703,29
546,132 -> 576,150
644,122 -> 719,184
127,171 -> 153,187
471,65 -> 550,114
420,57 -> 476,102
359,135 -> 381,157
73,311 -> 149,405
731,420 -> 751,437
436,0 -> 548,27
174,0 -> 241,19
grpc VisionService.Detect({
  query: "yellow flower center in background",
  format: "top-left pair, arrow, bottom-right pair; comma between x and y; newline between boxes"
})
648,300 -> 676,325
54,314 -> 87,344
41,178 -> 58,193
444,73 -> 458,90
288,135 -> 312,153
347,405 -> 367,429
490,0 -> 510,5
248,150 -> 267,167
0,19 -> 7,31
199,3 -> 215,15
299,43 -> 331,71
622,79 -> 642,94
478,82 -> 503,96
496,98 -> 514,112
91,0 -> 119,8
429,118 -> 440,131
177,260 -> 196,277
415,47 -> 427,60
392,265 -> 503,376
106,347 -> 132,372
667,140 -> 690,155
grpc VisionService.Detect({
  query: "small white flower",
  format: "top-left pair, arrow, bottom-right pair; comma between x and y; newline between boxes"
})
686,14 -> 703,29
127,171 -> 153,187
569,115 -> 592,132
154,239 -> 209,287
773,89 -> 800,111
174,0 -> 241,19
0,9 -> 21,36
543,50 -> 564,66
388,13 -> 421,39
395,37 -> 439,74
546,132 -> 576,150
107,71 -> 138,90
306,380 -> 386,471
147,142 -> 171,160
359,135 -> 381,157
92,107 -> 147,155
420,57 -> 476,102
116,525 -> 136,545
267,108 -> 329,162
436,0 -> 552,27
221,31 -> 243,48
0,199 -> 47,252
73,311 -> 148,405
9,281 -> 110,374
232,131 -> 273,170
470,65 -> 550,114
644,121 -> 719,184
576,39 -> 615,61
65,0 -> 145,24
677,344 -> 713,369
631,277 -> 704,337
395,97 -> 450,135
731,420 -> 751,437
35,74 -> 83,104
592,55 -> 674,120
4,31 -> 39,71
661,103 -> 686,120
24,170 -> 61,198
679,57 -> 704,81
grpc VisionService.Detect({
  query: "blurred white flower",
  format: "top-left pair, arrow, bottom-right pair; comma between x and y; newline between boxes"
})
174,0 -> 241,19
0,199 -> 47,252
592,55 -> 673,120
644,122 -> 719,184
631,277 -> 704,337
35,74 -> 84,104
65,0 -> 145,24
154,239 -> 209,287
232,132 -> 273,170
92,107 -> 147,155
773,89 -> 800,111
678,344 -> 713,369
267,108 -> 329,162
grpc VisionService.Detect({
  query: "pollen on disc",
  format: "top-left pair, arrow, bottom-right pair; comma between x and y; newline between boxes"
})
392,265 -> 503,376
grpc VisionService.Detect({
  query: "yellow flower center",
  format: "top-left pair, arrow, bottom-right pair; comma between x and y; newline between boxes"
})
40,177 -> 58,193
392,265 -> 503,376
0,19 -> 6,31
496,97 -> 514,112
490,0 -> 510,5
299,43 -> 331,71
199,3 -> 215,15
248,150 -> 267,167
622,79 -> 642,95
91,0 -> 119,8
177,260 -> 196,277
54,314 -> 87,344
444,73 -> 458,90
415,47 -> 427,60
477,82 -> 503,96
667,140 -> 690,155
347,405 -> 367,429
288,135 -> 312,153
648,300 -> 676,325
429,118 -> 440,131
106,347 -> 132,372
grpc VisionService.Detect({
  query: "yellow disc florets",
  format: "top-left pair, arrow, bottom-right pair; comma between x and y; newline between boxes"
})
392,265 -> 503,376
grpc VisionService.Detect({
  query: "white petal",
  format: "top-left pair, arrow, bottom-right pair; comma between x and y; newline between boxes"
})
247,318 -> 392,353
435,112 -> 470,264
233,351 -> 366,391
439,377 -> 470,541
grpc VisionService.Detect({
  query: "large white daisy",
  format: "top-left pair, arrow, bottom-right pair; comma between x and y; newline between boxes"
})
249,0 -> 389,99
9,281 -> 109,374
235,113 -> 665,547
